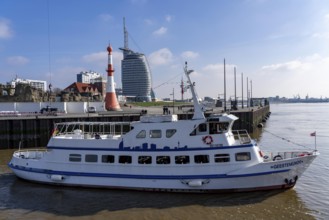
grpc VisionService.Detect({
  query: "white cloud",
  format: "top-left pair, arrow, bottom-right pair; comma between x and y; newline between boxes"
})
83,51 -> 107,64
112,51 -> 124,63
0,18 -> 13,39
99,13 -> 112,22
202,62 -> 235,76
144,19 -> 154,25
6,56 -> 29,65
261,60 -> 310,72
165,15 -> 173,22
153,27 -> 167,36
148,48 -> 173,66
181,51 -> 199,59
325,13 -> 329,21
256,54 -> 329,98
312,32 -> 329,39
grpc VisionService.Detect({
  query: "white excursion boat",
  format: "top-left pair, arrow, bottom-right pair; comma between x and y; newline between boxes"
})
8,64 -> 318,193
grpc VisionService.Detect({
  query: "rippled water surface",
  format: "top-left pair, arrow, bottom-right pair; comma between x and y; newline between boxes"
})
1,103 -> 328,220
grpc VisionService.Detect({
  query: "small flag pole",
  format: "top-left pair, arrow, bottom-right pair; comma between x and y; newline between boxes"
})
311,131 -> 317,151
315,132 -> 317,151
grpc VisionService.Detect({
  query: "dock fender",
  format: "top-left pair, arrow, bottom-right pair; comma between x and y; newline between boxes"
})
181,179 -> 210,187
50,175 -> 65,181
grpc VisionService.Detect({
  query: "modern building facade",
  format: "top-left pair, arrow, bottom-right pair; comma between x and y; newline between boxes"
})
120,19 -> 152,102
77,71 -> 102,84
7,77 -> 47,92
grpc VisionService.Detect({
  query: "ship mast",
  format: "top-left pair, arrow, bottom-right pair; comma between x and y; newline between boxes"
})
184,62 -> 205,120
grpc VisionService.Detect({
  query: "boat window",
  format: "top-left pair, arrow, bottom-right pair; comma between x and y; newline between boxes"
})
210,122 -> 230,134
85,154 -> 98,163
166,129 -> 177,138
156,156 -> 171,164
175,155 -> 190,164
136,130 -> 146,138
235,152 -> 251,161
119,155 -> 132,164
102,155 -> 115,163
189,128 -> 197,136
150,130 -> 162,138
198,123 -> 207,132
214,154 -> 230,163
69,154 -> 81,162
194,155 -> 209,164
218,122 -> 229,132
138,156 -> 152,164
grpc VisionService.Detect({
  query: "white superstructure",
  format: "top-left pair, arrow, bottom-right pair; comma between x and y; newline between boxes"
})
8,63 -> 318,193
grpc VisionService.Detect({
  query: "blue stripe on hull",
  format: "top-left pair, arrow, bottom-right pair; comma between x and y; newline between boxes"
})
8,163 -> 290,180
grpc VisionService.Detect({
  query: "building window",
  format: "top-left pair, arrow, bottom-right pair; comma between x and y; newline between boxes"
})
136,130 -> 146,138
235,152 -> 251,161
166,129 -> 176,138
138,156 -> 152,164
214,154 -> 230,163
150,130 -> 161,138
175,155 -> 190,164
194,155 -> 209,164
102,155 -> 115,163
69,154 -> 81,162
156,156 -> 171,164
85,154 -> 98,163
119,155 -> 132,164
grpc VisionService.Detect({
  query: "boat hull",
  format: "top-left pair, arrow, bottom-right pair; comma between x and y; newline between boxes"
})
8,153 -> 316,193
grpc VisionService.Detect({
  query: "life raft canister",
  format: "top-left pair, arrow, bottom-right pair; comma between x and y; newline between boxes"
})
202,135 -> 213,145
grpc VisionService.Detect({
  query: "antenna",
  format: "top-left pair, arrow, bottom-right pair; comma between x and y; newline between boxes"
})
123,17 -> 128,49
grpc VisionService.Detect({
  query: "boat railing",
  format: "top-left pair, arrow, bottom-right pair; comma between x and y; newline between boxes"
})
262,150 -> 316,161
53,121 -> 132,139
232,130 -> 251,144
14,149 -> 48,159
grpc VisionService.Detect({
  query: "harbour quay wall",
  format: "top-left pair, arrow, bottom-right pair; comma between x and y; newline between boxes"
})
0,106 -> 270,149
177,105 -> 270,132
230,105 -> 270,132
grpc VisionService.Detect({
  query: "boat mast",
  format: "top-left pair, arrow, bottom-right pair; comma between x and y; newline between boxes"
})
184,62 -> 205,120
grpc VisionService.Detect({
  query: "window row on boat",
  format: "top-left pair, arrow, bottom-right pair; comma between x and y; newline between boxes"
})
68,151 -> 252,165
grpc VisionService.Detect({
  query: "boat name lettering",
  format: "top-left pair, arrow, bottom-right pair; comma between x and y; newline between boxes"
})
271,160 -> 303,169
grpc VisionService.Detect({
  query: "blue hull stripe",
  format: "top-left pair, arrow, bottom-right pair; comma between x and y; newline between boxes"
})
8,163 -> 290,180
47,144 -> 254,152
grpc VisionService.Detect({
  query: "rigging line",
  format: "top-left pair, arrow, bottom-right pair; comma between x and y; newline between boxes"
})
47,0 -> 52,86
262,128 -> 312,150
153,72 -> 183,90
128,32 -> 143,54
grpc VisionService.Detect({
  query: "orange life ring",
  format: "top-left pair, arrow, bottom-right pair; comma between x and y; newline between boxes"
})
202,135 -> 213,145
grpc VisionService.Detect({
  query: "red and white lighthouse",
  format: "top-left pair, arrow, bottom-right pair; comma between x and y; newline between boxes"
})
105,44 -> 121,111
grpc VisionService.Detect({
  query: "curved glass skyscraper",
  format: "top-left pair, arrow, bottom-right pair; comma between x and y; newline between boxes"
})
121,49 -> 152,102
120,19 -> 152,102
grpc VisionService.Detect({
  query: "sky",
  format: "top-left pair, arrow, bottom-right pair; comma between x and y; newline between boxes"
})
1,0 -> 329,100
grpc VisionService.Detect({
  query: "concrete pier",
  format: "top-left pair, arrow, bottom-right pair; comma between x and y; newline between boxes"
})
0,105 -> 270,149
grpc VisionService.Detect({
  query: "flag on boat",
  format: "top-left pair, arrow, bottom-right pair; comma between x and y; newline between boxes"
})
310,131 -> 316,137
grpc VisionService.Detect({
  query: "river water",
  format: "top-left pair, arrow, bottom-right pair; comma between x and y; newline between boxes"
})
0,103 -> 328,220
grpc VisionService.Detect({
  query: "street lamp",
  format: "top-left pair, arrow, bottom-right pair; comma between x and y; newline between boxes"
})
170,88 -> 175,114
